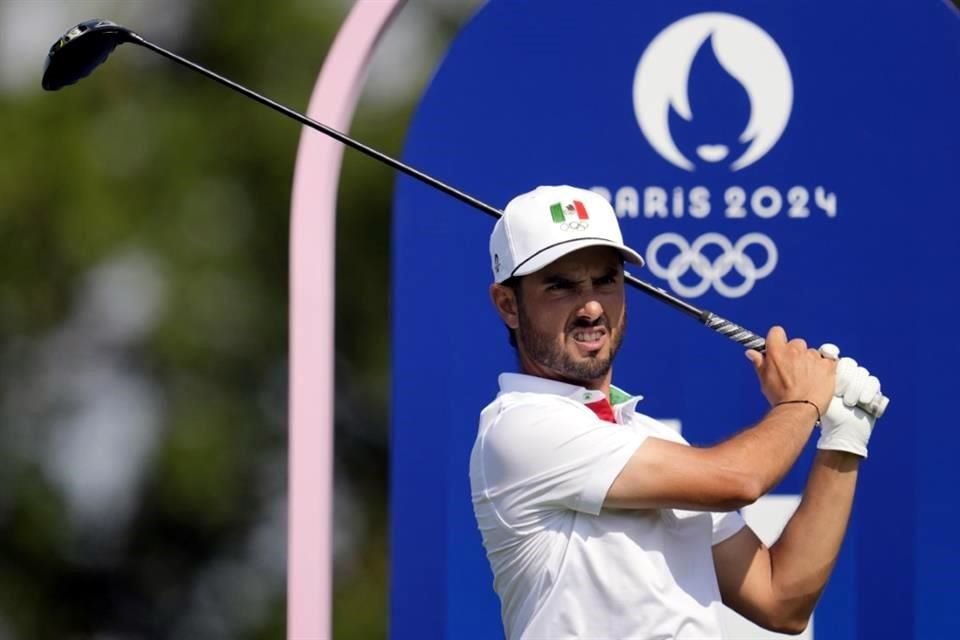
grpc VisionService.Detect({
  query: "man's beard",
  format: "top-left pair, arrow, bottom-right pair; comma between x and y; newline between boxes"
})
517,306 -> 626,384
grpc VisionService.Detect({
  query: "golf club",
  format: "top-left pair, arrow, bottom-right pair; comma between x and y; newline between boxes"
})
41,18 -> 889,419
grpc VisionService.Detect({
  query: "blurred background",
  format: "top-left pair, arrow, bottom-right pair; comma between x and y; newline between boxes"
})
0,1 -> 476,638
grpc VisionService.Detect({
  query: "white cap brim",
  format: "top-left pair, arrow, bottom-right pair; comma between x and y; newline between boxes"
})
508,237 -> 645,279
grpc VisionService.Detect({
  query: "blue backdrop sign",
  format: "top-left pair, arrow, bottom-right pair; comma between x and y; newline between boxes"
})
391,2 -> 959,638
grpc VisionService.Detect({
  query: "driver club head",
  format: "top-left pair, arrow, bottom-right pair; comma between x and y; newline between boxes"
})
42,19 -> 136,91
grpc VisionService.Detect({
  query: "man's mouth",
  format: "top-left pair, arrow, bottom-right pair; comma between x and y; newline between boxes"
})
570,328 -> 607,351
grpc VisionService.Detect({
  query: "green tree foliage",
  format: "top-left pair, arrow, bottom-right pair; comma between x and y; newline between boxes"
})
0,0 -> 473,637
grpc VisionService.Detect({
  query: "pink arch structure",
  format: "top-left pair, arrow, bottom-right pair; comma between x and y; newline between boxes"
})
287,1 -> 404,638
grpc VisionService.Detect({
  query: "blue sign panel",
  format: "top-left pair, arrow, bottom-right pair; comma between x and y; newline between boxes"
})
391,2 -> 959,638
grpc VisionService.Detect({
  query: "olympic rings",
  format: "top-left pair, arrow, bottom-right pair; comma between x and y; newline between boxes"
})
559,221 -> 590,231
644,232 -> 778,298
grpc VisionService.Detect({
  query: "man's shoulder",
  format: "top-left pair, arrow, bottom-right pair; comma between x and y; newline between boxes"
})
477,379 -> 594,444
481,386 -> 583,422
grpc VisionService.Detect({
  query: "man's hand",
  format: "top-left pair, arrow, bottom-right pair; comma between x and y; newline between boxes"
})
816,354 -> 881,458
746,326 -> 836,418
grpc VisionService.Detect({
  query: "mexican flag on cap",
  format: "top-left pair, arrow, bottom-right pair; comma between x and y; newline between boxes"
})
550,200 -> 589,223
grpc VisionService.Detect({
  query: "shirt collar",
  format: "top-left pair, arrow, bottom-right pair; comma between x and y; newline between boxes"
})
498,372 -> 644,408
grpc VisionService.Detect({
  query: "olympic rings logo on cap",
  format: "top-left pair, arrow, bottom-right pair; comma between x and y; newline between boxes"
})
560,221 -> 590,232
645,232 -> 778,298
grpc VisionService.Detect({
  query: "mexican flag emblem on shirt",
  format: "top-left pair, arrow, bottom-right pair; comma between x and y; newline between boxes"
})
549,200 -> 589,223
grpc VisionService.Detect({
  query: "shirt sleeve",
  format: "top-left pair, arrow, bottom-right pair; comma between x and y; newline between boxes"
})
711,509 -> 746,545
476,395 -> 646,529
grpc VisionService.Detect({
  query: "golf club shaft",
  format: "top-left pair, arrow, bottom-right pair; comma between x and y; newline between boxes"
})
135,37 -> 771,348
625,271 -> 766,345
133,35 -> 764,340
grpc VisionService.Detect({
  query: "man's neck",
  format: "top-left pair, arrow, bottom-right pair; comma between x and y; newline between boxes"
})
517,358 -> 612,397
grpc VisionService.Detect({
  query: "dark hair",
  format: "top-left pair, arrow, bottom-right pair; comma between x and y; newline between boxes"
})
502,277 -> 522,349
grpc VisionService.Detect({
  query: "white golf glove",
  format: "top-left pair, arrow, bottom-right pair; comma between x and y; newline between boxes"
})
816,345 -> 881,458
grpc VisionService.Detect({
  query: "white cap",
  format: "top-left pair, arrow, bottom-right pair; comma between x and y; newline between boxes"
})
490,185 -> 644,283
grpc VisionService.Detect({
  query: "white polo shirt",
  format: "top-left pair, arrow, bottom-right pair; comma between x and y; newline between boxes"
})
469,373 -> 745,640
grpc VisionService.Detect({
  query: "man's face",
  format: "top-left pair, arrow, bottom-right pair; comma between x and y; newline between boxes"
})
496,246 -> 627,388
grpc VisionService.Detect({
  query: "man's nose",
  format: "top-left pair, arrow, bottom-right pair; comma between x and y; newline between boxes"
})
577,299 -> 604,321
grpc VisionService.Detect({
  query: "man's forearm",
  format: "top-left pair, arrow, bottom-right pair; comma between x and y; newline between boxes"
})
768,450 -> 860,625
710,402 -> 821,500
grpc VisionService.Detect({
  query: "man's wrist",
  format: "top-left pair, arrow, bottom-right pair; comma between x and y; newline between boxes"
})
814,448 -> 862,470
772,399 -> 822,426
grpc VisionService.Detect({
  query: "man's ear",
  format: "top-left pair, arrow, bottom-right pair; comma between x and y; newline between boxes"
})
489,283 -> 520,330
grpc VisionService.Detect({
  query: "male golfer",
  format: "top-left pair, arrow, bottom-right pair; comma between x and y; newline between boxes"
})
470,185 -> 882,639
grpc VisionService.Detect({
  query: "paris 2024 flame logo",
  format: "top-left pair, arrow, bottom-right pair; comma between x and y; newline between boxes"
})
633,12 -> 793,172
594,12 -> 838,299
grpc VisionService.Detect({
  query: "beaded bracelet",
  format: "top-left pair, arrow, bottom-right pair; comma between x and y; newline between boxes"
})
775,399 -> 822,426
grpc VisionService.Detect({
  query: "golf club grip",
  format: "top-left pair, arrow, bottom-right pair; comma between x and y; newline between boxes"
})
699,311 -> 889,418
699,311 -> 767,351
